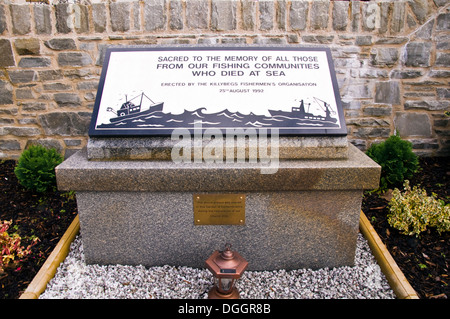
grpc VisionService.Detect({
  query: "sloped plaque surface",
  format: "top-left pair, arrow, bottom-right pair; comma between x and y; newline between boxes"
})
88,46 -> 346,137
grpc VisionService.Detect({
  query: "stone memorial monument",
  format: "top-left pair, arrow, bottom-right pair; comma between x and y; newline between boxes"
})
56,46 -> 380,271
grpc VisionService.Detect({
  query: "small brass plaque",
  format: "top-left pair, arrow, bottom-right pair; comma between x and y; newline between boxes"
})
194,194 -> 245,225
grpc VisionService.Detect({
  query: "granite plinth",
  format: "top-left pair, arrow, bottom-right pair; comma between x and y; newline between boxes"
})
56,143 -> 380,270
76,190 -> 362,271
57,143 -> 378,192
86,136 -> 349,161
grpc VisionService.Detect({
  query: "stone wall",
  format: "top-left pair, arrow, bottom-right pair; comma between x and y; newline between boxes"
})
0,0 -> 449,159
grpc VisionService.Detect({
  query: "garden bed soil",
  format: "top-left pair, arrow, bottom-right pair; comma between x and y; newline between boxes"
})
0,156 -> 449,299
0,160 -> 77,299
363,156 -> 449,299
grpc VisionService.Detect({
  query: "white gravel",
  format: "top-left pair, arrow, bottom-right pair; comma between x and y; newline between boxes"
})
40,233 -> 396,299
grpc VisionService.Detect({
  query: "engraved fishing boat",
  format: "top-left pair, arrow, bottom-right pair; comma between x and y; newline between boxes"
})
107,92 -> 163,123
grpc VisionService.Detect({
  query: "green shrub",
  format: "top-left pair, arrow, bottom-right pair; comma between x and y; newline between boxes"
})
366,134 -> 419,190
14,145 -> 63,193
388,180 -> 450,237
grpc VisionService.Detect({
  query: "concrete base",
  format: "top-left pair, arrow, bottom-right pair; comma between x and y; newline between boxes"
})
56,143 -> 380,270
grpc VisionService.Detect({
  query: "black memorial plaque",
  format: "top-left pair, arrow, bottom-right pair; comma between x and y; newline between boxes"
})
88,47 -> 347,137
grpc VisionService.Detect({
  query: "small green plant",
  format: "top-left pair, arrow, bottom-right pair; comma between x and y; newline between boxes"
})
14,145 -> 63,193
388,180 -> 450,237
366,134 -> 419,190
417,263 -> 428,270
1,220 -> 39,273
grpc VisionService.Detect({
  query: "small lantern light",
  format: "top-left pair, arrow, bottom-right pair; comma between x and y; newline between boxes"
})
205,243 -> 248,299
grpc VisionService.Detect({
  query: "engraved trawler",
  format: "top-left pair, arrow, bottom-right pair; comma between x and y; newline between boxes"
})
107,92 -> 163,123
269,98 -> 337,124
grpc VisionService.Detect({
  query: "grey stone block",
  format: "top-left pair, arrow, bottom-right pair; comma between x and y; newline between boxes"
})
436,12 -> 450,31
408,0 -> 430,24
2,127 -> 40,137
343,82 -> 373,99
351,0 -> 360,32
410,138 -> 439,150
26,139 -> 63,153
0,80 -> 13,105
212,0 -> 236,31
8,70 -> 36,84
241,0 -> 256,30
436,52 -> 450,67
370,47 -> 399,67
18,57 -> 51,68
96,44 -> 108,66
21,102 -> 46,112
45,38 -> 77,51
395,112 -> 432,137
361,2 -> 379,31
58,52 -> 93,67
77,81 -> 98,91
357,69 -> 388,79
378,2 -> 390,34
0,107 -> 17,116
404,42 -> 432,67
437,88 -> 450,99
39,112 -> 91,136
92,3 -> 107,33
289,0 -> 308,31
429,70 -> 450,78
0,5 -> 6,34
390,70 -> 423,79
221,37 -> 246,44
355,36 -> 372,46
375,81 -> 400,105
259,0 -> 274,31
363,106 -> 392,117
39,70 -> 63,81
332,1 -> 348,31
169,0 -> 183,30
16,88 -> 34,100
310,1 -> 329,30
354,127 -> 390,138
186,0 -> 208,29
253,37 -> 287,45
34,4 -> 52,34
404,100 -> 450,111
375,37 -> 408,45
144,0 -> 166,31
132,2 -> 141,30
10,4 -> 31,35
110,2 -> 131,32
391,1 -> 405,33
55,3 -> 71,34
414,19 -> 434,40
0,39 -> 15,67
0,140 -> 21,151
54,93 -> 81,107
75,4 -> 90,33
276,0 -> 287,30
302,35 -> 334,44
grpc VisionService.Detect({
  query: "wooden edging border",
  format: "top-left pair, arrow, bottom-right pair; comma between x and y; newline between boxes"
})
359,211 -> 419,299
19,212 -> 419,299
19,215 -> 80,299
